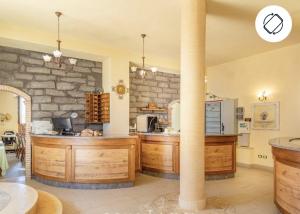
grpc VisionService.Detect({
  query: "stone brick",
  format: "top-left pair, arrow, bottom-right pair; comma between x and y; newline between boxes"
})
158,82 -> 169,88
60,77 -> 86,84
0,53 -> 18,62
153,98 -> 167,104
77,98 -> 86,104
45,89 -> 65,96
0,70 -> 11,79
131,79 -> 144,85
1,47 -> 30,55
136,85 -> 150,92
26,81 -> 55,89
32,104 -> 39,111
137,97 -> 152,103
79,85 -> 95,92
76,60 -> 95,68
130,96 -> 136,102
73,66 -> 91,73
41,104 -> 58,111
52,111 -> 67,117
27,67 -> 50,74
170,77 -> 180,83
32,111 -> 52,118
0,61 -> 19,70
14,73 -> 33,80
45,62 -> 66,70
35,75 -> 56,81
91,68 -> 101,73
29,52 -> 44,59
158,93 -> 172,99
88,81 -> 96,86
2,80 -> 23,88
163,88 -> 177,94
32,96 -> 51,103
56,82 -> 76,90
170,83 -> 179,89
95,62 -> 102,68
20,56 -> 44,65
66,72 -> 82,77
67,90 -> 85,98
143,81 -> 157,87
141,91 -> 157,98
53,97 -> 77,104
156,76 -> 168,82
150,87 -> 162,93
52,69 -> 66,76
60,104 -> 84,111
87,75 -> 96,81
27,89 -> 43,96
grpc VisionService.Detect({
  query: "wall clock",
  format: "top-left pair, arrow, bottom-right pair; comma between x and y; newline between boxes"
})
112,80 -> 129,99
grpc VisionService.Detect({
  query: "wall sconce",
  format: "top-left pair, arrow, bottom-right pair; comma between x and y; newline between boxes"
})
257,90 -> 269,102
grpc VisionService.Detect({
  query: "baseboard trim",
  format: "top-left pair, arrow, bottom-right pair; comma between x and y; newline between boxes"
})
237,162 -> 274,172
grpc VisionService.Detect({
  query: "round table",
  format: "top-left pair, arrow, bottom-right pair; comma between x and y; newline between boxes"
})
0,182 -> 38,214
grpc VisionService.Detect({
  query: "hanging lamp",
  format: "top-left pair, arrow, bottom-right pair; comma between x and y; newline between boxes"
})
42,11 -> 77,67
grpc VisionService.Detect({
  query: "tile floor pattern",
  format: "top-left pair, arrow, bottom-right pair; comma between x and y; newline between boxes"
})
1,155 -> 280,214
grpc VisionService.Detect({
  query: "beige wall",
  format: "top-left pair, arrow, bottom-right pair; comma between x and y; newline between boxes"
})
0,91 -> 18,134
207,43 -> 300,168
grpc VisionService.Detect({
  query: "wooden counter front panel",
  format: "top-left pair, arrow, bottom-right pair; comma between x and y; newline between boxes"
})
141,143 -> 174,172
73,147 -> 130,182
275,160 -> 300,214
205,144 -> 234,173
33,145 -> 69,180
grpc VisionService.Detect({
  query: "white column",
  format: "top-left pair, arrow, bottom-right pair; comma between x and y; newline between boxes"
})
179,0 -> 206,211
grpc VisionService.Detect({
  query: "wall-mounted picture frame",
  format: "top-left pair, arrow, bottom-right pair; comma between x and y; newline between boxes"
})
252,102 -> 280,130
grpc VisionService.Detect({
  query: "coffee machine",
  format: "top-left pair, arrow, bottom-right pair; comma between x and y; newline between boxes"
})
136,115 -> 158,133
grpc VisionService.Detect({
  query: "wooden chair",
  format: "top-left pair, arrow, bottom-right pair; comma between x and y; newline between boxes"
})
16,134 -> 25,162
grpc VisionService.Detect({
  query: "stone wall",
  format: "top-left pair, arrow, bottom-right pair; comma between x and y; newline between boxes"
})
129,71 -> 180,125
0,46 -> 102,131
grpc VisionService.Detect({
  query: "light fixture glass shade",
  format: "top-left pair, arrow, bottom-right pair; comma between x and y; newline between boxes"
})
43,54 -> 52,62
53,50 -> 62,58
139,69 -> 146,78
69,58 -> 77,65
151,67 -> 158,73
131,66 -> 137,72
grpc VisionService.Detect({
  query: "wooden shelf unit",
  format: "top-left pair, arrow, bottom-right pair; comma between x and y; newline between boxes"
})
140,107 -> 167,113
85,93 -> 110,123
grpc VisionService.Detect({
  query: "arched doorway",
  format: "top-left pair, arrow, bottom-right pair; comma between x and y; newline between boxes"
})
0,85 -> 31,178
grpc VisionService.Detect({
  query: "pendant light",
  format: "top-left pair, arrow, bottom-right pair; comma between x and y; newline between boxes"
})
43,11 -> 77,67
130,34 -> 157,78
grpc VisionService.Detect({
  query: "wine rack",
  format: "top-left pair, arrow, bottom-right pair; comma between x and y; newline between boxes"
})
85,93 -> 110,123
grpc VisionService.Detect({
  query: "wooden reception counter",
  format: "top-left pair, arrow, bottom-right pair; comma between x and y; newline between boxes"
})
139,133 -> 237,179
270,138 -> 300,214
31,135 -> 138,189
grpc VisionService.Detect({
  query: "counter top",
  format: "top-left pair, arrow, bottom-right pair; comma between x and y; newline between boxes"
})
31,134 -> 137,139
269,137 -> 300,152
134,132 -> 238,137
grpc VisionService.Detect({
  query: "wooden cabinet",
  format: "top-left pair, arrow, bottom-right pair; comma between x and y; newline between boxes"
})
205,136 -> 236,175
140,135 -> 179,175
31,135 -> 137,185
139,134 -> 237,177
85,93 -> 110,123
272,147 -> 300,214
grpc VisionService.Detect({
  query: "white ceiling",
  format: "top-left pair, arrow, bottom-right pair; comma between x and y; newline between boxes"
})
0,0 -> 300,66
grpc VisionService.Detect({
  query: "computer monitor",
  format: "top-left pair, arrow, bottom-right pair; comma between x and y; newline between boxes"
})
51,117 -> 73,135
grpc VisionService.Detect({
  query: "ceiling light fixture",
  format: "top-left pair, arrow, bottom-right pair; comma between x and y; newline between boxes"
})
43,11 -> 77,67
130,34 -> 157,78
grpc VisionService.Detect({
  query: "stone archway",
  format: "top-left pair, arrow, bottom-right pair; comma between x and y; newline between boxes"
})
0,85 -> 32,178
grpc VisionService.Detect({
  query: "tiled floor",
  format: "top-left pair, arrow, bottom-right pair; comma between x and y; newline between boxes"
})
1,156 -> 279,214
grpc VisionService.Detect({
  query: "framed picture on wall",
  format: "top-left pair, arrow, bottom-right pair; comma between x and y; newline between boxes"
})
252,102 -> 280,130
